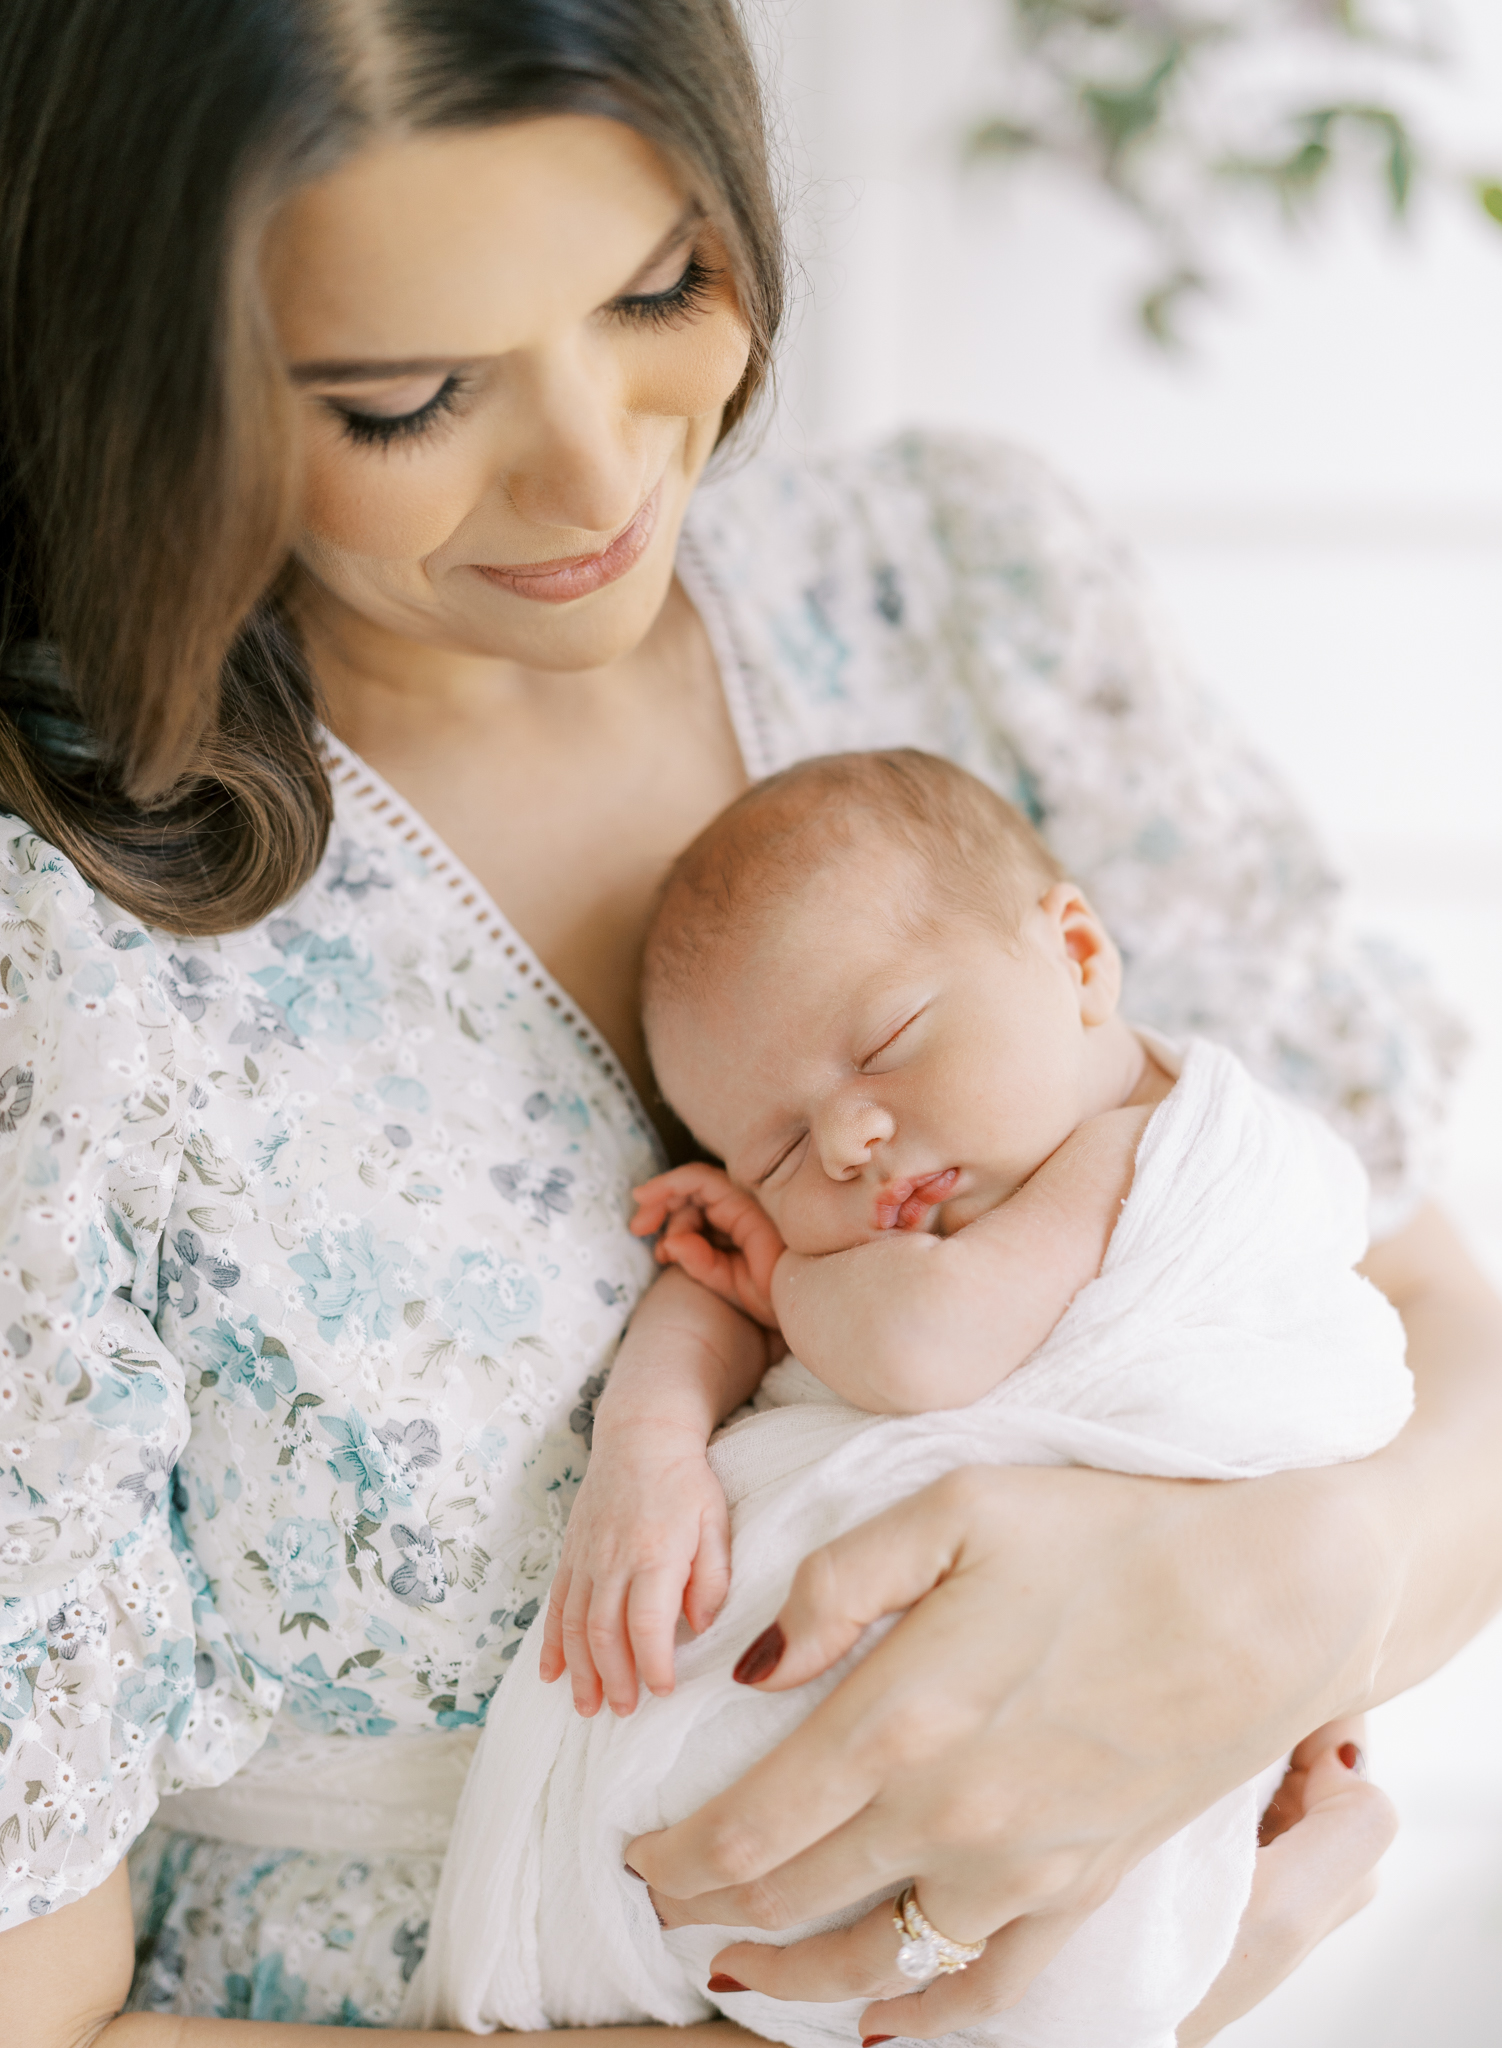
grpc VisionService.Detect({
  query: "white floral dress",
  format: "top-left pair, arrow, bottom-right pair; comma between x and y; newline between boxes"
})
0,435 -> 1458,2025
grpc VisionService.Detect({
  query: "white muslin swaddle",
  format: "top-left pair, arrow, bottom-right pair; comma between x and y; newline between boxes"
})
403,1038 -> 1413,2048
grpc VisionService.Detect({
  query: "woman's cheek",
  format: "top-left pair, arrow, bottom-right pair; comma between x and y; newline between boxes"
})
298,434 -> 488,562
629,307 -> 752,424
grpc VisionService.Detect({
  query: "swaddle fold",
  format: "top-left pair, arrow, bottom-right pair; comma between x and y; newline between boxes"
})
404,1039 -> 1411,2047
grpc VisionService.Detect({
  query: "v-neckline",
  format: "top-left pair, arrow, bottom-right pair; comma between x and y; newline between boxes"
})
318,542 -> 766,1164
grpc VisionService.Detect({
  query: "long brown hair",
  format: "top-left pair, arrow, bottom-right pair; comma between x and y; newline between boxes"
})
0,1 -> 785,935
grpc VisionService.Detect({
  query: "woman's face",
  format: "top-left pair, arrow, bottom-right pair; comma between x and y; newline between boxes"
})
263,115 -> 752,671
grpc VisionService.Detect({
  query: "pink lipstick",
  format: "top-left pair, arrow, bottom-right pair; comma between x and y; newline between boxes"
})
475,484 -> 660,604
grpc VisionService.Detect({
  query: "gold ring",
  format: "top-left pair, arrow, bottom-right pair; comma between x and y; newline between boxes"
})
892,1884 -> 987,1981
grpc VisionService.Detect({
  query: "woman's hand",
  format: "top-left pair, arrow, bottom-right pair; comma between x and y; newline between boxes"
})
1176,1718 -> 1397,2045
623,1205 -> 1502,2037
630,1460 -> 1382,2037
632,1165 -> 786,1328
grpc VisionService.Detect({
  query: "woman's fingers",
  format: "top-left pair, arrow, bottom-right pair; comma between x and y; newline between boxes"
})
1176,1744 -> 1397,2047
704,1897 -> 1084,2029
628,1478 -> 980,1901
707,1898 -> 915,2005
858,1907 -> 1089,2038
631,1474 -> 991,1900
733,1475 -> 972,1693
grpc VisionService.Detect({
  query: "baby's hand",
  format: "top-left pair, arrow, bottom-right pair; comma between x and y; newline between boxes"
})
538,1422 -> 732,1717
631,1164 -> 786,1329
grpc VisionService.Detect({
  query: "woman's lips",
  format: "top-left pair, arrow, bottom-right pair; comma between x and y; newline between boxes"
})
473,486 -> 661,604
874,1168 -> 961,1233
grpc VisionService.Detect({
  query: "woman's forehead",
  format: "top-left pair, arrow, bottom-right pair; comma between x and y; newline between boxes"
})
262,114 -> 688,367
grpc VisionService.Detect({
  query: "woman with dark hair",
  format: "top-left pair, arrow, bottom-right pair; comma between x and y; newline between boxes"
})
0,2 -> 1498,2042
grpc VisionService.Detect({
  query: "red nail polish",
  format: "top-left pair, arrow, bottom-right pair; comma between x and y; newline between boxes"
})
707,1975 -> 748,1993
733,1622 -> 786,1686
1338,1741 -> 1367,1777
624,1863 -> 644,1880
863,2035 -> 895,2044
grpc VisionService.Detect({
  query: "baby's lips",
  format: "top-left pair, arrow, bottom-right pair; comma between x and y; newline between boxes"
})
874,1167 -> 960,1231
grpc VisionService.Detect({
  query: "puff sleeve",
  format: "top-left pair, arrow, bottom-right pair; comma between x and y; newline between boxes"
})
0,822 -> 278,1928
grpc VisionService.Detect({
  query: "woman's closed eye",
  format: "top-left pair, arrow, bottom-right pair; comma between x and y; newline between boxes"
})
608,250 -> 720,330
328,373 -> 466,449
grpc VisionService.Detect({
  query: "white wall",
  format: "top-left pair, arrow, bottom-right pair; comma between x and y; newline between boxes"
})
753,1 -> 1502,2038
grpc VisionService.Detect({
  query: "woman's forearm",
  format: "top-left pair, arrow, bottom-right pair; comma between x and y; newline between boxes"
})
1349,1203 -> 1502,1705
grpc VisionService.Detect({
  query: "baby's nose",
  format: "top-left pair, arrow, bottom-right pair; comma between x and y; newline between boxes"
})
816,1098 -> 895,1177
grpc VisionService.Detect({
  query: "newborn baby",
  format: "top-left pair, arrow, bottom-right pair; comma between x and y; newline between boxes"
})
406,748 -> 1412,2048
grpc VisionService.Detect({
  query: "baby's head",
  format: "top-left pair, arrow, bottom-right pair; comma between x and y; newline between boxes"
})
643,749 -> 1137,1254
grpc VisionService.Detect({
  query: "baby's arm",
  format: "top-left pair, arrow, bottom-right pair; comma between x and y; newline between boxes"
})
774,1105 -> 1153,1412
538,1265 -> 770,1716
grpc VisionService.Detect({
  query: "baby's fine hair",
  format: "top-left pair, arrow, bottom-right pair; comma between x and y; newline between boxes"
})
642,748 -> 1066,1017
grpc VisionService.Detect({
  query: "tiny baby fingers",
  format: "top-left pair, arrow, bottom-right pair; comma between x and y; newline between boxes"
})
539,1559 -> 573,1684
626,1564 -> 691,1698
559,1569 -> 606,1717
682,1500 -> 732,1637
585,1582 -> 643,1719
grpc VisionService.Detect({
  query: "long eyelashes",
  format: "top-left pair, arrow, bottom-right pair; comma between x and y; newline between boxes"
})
333,375 -> 463,449
330,254 -> 720,450
610,251 -> 720,329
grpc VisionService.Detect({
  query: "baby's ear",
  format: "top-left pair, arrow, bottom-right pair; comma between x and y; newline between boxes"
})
1037,881 -> 1122,1027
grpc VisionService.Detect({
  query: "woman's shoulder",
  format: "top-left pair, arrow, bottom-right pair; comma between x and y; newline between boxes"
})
0,810 -> 176,1047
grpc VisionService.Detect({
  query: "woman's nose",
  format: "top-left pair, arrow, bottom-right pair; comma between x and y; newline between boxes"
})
814,1098 -> 896,1179
495,336 -> 643,537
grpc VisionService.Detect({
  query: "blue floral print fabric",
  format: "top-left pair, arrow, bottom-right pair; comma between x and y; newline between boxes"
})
0,435 -> 1458,2022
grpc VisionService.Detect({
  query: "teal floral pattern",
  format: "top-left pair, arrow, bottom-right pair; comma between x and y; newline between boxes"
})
0,434 -> 1458,2022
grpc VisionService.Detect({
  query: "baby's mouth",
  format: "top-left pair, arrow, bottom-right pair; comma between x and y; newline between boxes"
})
874,1168 -> 960,1233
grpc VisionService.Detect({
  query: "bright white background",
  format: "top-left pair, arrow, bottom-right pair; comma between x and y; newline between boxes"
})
750,1 -> 1502,2038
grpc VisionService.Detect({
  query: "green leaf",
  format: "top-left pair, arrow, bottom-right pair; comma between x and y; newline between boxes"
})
199,1370 -> 219,1389
336,1648 -> 383,1679
64,1368 -> 93,1407
279,1610 -> 330,1637
243,1057 -> 259,1084
187,1206 -> 232,1233
288,1388 -> 322,1408
1478,180 -> 1502,226
458,1009 -> 482,1043
23,1780 -> 45,1806
0,1810 -> 18,1848
403,1298 -> 426,1330
260,1336 -> 290,1360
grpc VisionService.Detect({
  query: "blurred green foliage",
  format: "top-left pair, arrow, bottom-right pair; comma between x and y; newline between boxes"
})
966,1 -> 1502,342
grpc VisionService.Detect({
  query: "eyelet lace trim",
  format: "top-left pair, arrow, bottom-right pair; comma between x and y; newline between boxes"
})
321,738 -> 644,1117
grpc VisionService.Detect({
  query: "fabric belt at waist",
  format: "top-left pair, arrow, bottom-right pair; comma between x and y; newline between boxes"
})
152,1721 -> 480,1857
